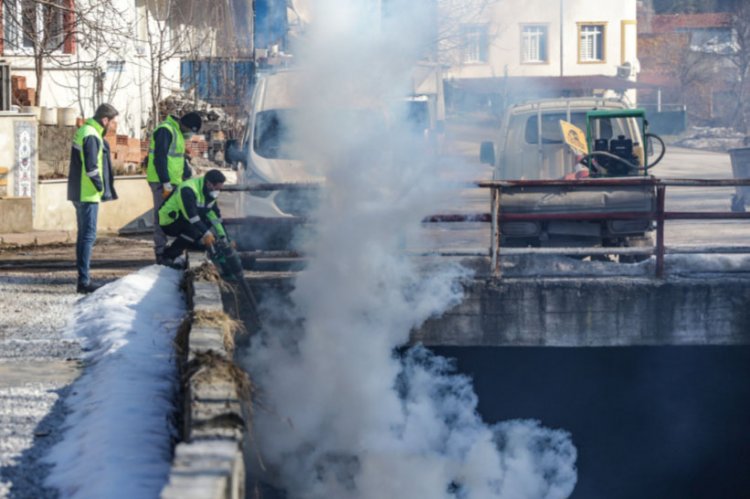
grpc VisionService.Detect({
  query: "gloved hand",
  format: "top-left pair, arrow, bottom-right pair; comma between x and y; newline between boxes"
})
201,231 -> 216,247
162,183 -> 173,200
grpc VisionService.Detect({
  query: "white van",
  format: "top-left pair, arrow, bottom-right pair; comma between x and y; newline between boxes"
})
227,69 -> 323,219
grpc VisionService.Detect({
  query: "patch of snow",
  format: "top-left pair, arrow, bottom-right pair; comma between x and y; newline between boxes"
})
673,127 -> 746,152
43,266 -> 186,499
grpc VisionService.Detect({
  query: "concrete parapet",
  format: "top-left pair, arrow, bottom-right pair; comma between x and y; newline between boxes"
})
415,276 -> 750,346
161,441 -> 244,499
161,255 -> 249,499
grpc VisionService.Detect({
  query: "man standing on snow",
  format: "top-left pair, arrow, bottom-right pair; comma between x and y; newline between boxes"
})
157,169 -> 227,267
146,111 -> 202,264
67,103 -> 119,294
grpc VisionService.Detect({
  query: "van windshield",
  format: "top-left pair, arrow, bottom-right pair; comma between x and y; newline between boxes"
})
253,109 -> 387,159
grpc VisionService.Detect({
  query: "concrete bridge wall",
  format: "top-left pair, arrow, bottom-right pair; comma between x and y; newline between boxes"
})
414,277 -> 750,347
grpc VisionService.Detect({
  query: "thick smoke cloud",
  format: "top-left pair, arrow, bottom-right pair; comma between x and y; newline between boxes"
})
242,1 -> 578,497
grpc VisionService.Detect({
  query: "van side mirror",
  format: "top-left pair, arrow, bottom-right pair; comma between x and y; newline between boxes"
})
646,136 -> 654,157
225,139 -> 247,167
480,141 -> 495,165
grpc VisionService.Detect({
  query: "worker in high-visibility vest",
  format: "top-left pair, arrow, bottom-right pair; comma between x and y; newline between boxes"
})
158,169 -> 227,267
146,112 -> 202,264
67,103 -> 119,294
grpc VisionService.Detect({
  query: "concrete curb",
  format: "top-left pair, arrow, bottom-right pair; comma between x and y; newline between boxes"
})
161,253 -> 249,499
0,230 -> 73,247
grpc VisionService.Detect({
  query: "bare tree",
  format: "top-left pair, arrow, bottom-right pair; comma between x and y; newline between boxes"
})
436,0 -> 501,68
641,33 -> 714,106
2,0 -> 130,106
139,0 -> 243,131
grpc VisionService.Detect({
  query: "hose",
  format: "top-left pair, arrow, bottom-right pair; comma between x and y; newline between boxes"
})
644,132 -> 666,170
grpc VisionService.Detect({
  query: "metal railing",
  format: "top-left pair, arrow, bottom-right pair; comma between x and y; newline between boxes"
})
479,177 -> 750,278
222,178 -> 750,279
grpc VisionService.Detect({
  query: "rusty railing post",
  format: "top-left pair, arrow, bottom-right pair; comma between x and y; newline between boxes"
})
656,184 -> 666,278
491,186 -> 502,278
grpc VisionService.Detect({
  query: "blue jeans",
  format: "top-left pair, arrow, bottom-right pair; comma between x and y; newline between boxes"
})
73,201 -> 99,285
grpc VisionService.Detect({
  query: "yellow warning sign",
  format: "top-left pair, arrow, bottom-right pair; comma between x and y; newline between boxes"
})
559,120 -> 589,155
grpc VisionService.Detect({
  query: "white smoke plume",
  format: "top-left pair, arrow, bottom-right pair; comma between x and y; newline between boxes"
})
243,1 -> 577,497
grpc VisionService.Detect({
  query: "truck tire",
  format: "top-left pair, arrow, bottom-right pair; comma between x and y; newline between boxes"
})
620,234 -> 654,264
731,194 -> 746,213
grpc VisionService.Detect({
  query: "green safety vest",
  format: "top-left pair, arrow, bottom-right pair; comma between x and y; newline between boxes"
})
159,177 -> 226,237
146,115 -> 185,185
73,118 -> 104,203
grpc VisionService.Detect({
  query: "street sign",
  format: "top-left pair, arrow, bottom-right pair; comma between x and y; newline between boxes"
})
560,120 -> 588,155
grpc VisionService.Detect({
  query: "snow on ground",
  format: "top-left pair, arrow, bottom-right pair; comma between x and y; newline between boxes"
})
42,265 -> 186,499
672,127 -> 746,152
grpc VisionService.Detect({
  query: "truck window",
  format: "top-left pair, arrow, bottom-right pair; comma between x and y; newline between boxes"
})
524,112 -> 588,144
254,110 -> 297,159
524,112 -> 634,146
406,101 -> 430,132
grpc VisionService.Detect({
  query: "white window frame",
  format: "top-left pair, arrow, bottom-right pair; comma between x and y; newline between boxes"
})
578,23 -> 606,63
521,24 -> 548,64
3,0 -> 67,55
462,24 -> 488,64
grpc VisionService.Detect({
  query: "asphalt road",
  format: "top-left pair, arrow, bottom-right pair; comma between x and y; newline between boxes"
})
0,273 -> 81,499
654,146 -> 750,246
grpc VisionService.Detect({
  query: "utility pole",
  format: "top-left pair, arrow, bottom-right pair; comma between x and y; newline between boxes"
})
560,0 -> 564,77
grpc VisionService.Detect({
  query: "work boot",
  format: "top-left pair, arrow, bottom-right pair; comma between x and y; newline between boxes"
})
169,255 -> 187,270
160,255 -> 186,270
76,281 -> 102,294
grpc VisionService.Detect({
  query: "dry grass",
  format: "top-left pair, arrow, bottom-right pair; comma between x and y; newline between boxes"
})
186,261 -> 222,284
192,309 -> 244,355
186,350 -> 255,417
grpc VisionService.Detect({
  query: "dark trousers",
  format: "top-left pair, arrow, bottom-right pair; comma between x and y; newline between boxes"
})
73,201 -> 99,285
161,218 -> 205,259
149,182 -> 168,257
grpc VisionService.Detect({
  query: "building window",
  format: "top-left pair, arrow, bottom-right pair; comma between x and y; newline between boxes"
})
3,0 -> 70,54
578,23 -> 606,63
107,60 -> 125,73
521,24 -> 548,63
462,25 -> 488,63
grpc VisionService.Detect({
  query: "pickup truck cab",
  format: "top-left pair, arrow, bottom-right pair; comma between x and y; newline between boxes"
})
481,98 -> 656,251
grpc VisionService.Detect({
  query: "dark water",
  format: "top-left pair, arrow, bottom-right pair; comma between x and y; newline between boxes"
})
432,346 -> 750,499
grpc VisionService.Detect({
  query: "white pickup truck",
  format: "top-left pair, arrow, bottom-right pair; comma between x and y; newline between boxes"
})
480,97 -> 659,256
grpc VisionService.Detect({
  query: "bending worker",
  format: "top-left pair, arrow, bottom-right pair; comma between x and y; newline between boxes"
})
67,103 -> 119,294
146,111 -> 202,264
158,169 -> 227,266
